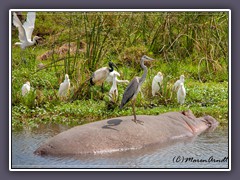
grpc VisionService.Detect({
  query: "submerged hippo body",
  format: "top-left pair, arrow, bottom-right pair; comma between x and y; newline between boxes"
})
34,110 -> 218,156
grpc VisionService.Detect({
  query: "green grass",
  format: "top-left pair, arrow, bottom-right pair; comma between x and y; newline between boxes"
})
11,11 -> 229,131
11,77 -> 228,131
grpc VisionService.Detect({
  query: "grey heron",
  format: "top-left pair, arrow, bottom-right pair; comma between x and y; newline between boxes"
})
152,72 -> 163,96
21,81 -> 31,96
58,74 -> 71,98
120,55 -> 154,124
177,82 -> 186,105
173,74 -> 185,91
12,12 -> 41,62
90,61 -> 118,92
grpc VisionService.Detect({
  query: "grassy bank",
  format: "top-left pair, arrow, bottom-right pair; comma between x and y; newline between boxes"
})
11,11 -> 229,131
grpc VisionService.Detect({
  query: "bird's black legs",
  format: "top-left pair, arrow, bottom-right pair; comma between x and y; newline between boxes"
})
101,83 -> 104,93
131,99 -> 144,125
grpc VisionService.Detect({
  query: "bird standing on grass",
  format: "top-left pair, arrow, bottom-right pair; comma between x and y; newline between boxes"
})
173,74 -> 185,91
105,70 -> 129,84
109,72 -> 118,102
58,74 -> 71,98
90,62 -> 118,92
13,12 -> 41,63
177,82 -> 186,105
120,55 -> 154,124
152,72 -> 163,96
21,81 -> 31,96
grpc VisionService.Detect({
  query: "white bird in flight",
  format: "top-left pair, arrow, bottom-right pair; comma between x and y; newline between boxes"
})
21,81 -> 31,96
152,72 -> 163,96
173,74 -> 185,91
13,12 -> 41,62
177,82 -> 186,105
58,74 -> 71,98
13,12 -> 41,49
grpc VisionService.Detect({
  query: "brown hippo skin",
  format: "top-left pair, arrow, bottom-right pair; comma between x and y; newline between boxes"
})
34,110 -> 218,156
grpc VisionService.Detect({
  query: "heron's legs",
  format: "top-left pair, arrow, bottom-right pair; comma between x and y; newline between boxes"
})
131,99 -> 144,125
132,99 -> 137,121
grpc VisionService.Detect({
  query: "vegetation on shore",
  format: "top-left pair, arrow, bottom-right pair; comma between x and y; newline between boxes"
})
11,11 -> 229,131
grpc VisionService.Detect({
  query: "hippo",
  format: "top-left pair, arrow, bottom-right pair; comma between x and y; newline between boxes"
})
34,110 -> 218,156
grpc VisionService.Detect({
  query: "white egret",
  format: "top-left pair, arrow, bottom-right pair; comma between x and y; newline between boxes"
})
13,12 -> 41,62
21,81 -> 31,96
173,74 -> 185,91
58,74 -> 71,98
152,72 -> 163,96
120,55 -> 155,124
105,70 -> 129,84
90,62 -> 118,92
177,82 -> 186,105
108,72 -> 118,102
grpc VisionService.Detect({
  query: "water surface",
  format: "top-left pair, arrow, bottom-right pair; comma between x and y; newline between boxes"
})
11,124 -> 229,169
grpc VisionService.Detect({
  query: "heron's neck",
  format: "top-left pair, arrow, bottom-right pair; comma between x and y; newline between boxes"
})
139,58 -> 147,85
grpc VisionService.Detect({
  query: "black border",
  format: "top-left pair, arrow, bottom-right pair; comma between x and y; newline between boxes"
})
1,0 -> 239,179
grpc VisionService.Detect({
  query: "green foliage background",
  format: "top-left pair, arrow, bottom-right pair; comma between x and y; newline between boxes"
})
11,11 -> 229,131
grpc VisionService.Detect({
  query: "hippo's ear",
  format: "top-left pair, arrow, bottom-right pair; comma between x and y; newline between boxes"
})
181,110 -> 196,119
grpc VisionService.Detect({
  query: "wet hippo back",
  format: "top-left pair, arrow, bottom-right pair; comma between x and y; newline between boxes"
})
34,111 -> 216,156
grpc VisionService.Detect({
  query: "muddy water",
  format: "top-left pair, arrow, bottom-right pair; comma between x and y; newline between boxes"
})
11,124 -> 229,169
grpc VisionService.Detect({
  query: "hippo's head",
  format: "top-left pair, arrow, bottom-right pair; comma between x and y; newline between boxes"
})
182,110 -> 219,132
202,115 -> 219,131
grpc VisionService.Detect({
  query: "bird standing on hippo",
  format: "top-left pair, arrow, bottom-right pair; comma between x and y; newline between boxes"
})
34,110 -> 218,156
120,55 -> 155,124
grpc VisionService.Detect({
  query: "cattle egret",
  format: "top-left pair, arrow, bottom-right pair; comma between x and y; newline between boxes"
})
106,70 -> 129,84
177,82 -> 186,105
108,73 -> 118,102
152,72 -> 163,96
173,75 -> 185,91
21,81 -> 31,96
13,12 -> 41,62
58,74 -> 70,98
120,55 -> 155,124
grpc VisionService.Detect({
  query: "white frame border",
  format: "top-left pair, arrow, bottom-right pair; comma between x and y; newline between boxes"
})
9,9 -> 231,172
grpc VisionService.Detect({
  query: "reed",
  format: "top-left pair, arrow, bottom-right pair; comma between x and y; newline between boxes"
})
11,11 -> 229,129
